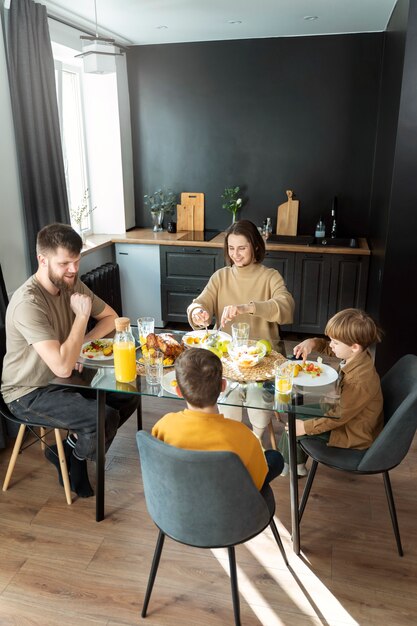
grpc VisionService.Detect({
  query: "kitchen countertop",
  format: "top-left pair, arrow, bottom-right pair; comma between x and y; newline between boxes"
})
81,229 -> 370,256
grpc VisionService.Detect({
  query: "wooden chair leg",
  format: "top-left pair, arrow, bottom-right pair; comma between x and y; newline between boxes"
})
2,424 -> 26,491
54,430 -> 72,505
267,420 -> 277,449
40,427 -> 47,451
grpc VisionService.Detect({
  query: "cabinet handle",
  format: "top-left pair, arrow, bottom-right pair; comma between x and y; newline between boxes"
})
118,252 -> 129,255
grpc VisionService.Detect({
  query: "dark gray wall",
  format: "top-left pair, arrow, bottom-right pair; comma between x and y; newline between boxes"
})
127,34 -> 382,236
368,0 -> 408,321
370,0 -> 417,374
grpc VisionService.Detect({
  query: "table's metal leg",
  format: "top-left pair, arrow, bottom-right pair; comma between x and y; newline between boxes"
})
287,405 -> 300,554
136,395 -> 143,430
96,390 -> 106,522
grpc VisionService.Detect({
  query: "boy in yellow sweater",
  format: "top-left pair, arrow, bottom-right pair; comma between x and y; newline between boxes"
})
152,348 -> 284,489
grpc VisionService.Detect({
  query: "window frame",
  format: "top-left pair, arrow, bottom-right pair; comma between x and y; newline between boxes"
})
54,59 -> 93,234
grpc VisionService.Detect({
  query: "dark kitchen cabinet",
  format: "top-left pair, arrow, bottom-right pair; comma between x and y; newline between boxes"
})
160,246 -> 224,323
328,255 -> 370,318
159,244 -> 369,332
291,253 -> 369,334
292,254 -> 332,334
263,250 -> 295,332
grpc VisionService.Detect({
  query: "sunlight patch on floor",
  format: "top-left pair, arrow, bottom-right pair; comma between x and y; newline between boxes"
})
212,547 -> 286,626
243,516 -> 360,625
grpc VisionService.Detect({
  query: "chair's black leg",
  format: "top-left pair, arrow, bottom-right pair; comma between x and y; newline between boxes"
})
269,518 -> 289,566
142,530 -> 166,617
298,459 -> 318,523
136,396 -> 143,431
383,471 -> 404,557
228,547 -> 241,626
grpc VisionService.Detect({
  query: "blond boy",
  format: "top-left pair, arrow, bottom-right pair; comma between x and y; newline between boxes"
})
279,308 -> 383,476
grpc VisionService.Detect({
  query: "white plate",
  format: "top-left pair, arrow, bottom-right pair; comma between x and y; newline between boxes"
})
162,370 -> 178,396
290,361 -> 338,387
182,329 -> 231,348
81,339 -> 114,361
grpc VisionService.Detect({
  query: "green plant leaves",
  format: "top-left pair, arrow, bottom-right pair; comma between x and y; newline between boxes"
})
144,189 -> 177,216
221,186 -> 243,215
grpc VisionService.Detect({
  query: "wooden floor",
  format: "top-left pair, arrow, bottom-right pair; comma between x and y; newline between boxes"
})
1,396 -> 417,625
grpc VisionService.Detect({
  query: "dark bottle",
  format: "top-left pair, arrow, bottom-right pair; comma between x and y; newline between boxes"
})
330,197 -> 338,238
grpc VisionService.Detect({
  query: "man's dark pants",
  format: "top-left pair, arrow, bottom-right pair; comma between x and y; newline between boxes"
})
8,385 -> 139,460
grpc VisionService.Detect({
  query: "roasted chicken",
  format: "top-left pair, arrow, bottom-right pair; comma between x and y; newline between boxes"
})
146,333 -> 184,358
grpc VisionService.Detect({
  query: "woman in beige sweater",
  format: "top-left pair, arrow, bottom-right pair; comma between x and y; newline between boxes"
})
187,220 -> 295,438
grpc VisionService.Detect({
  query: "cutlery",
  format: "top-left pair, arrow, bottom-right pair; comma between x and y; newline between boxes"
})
239,382 -> 248,403
204,323 -> 223,346
219,381 -> 239,402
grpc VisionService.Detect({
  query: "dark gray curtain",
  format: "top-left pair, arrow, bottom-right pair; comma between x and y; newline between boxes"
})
6,0 -> 70,272
0,265 -> 9,448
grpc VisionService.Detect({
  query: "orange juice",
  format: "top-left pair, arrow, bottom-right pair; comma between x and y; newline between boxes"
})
113,341 -> 136,383
276,378 -> 292,393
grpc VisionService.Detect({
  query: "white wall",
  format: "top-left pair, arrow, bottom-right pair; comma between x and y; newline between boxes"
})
0,14 -> 30,295
49,17 -> 135,235
0,14 -> 135,299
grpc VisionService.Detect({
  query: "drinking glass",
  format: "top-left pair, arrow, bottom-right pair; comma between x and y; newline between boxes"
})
143,350 -> 163,386
137,317 -> 155,345
275,362 -> 293,402
231,322 -> 250,345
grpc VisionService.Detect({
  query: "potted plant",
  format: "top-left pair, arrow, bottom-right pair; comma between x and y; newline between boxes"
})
144,189 -> 177,232
70,188 -> 96,242
221,186 -> 243,224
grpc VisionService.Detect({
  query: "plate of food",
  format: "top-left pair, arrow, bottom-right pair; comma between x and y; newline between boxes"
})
182,329 -> 231,352
287,359 -> 338,387
228,340 -> 267,369
80,339 -> 114,361
161,370 -> 179,395
137,333 -> 183,368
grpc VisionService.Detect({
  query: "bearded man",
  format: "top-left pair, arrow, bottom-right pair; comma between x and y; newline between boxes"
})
1,223 -> 139,497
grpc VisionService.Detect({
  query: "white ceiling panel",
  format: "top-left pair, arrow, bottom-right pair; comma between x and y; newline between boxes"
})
43,0 -> 398,47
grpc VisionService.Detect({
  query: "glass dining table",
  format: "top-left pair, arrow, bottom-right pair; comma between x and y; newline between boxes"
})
50,328 -> 340,555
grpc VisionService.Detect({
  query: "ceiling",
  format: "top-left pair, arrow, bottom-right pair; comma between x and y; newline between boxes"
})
42,0 -> 398,47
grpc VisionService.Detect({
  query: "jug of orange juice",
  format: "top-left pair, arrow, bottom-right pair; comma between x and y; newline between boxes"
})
113,317 -> 137,383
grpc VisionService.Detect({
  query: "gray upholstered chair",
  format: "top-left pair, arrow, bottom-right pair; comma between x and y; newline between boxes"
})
298,354 -> 417,556
136,430 -> 288,626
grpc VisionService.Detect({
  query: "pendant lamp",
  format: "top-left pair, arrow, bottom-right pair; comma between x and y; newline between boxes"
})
75,0 -> 124,74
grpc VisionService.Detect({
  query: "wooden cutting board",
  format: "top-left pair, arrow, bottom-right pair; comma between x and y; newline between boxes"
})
177,204 -> 197,231
276,190 -> 299,236
177,192 -> 204,231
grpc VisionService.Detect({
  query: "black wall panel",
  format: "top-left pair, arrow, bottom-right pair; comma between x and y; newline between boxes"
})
127,34 -> 382,237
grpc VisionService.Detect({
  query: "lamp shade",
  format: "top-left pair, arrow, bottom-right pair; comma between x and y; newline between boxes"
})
80,40 -> 119,74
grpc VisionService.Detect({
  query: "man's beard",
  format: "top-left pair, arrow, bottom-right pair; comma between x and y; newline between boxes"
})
48,268 -> 78,293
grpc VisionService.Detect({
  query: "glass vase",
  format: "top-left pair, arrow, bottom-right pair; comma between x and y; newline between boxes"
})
151,209 -> 164,232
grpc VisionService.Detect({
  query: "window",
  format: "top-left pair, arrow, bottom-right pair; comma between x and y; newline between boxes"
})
55,60 -> 92,233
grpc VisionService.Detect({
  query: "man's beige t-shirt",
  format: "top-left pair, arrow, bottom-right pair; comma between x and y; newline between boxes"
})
1,275 -> 106,403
